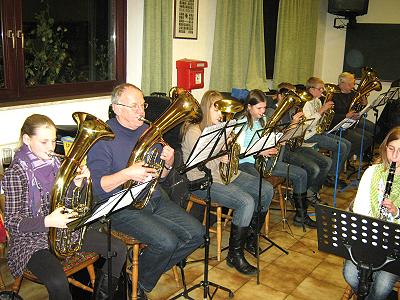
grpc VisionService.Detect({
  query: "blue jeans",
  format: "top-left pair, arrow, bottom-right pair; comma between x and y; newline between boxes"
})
306,133 -> 351,177
193,171 -> 273,227
343,259 -> 399,299
239,161 -> 307,195
283,146 -> 332,193
110,193 -> 205,292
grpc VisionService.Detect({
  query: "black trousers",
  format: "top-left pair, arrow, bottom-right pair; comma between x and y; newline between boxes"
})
26,229 -> 126,300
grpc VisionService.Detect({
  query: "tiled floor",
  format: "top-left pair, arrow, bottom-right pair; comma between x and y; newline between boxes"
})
0,181 -> 356,299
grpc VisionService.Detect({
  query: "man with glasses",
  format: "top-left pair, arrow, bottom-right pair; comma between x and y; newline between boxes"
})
329,72 -> 374,161
87,83 -> 205,300
303,77 -> 351,189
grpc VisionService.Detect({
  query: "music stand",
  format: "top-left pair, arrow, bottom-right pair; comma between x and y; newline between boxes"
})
316,204 -> 400,299
172,120 -> 239,300
67,180 -> 151,297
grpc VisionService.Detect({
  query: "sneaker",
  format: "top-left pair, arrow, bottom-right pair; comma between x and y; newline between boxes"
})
307,193 -> 327,207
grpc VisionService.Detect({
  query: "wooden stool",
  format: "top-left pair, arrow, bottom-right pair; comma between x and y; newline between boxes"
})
264,175 -> 286,234
222,176 -> 286,235
186,194 -> 224,261
111,230 -> 180,300
11,251 -> 99,294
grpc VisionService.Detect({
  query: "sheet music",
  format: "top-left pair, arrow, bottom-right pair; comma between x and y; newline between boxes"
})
245,132 -> 283,157
186,120 -> 236,168
84,179 -> 151,224
327,118 -> 356,134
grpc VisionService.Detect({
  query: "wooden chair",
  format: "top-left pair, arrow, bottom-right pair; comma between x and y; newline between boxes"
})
186,194 -> 225,261
342,282 -> 400,300
222,175 -> 287,235
111,230 -> 180,300
11,251 -> 99,294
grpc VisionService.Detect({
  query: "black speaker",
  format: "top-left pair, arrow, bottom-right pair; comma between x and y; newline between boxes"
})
328,0 -> 369,17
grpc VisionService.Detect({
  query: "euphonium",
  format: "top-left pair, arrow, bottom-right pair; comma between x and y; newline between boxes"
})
349,67 -> 382,113
49,112 -> 115,258
378,161 -> 396,221
123,87 -> 202,209
255,90 -> 305,177
315,83 -> 341,134
286,88 -> 313,151
215,99 -> 244,185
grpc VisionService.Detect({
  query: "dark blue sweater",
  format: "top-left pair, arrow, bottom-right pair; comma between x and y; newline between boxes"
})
87,118 -> 160,202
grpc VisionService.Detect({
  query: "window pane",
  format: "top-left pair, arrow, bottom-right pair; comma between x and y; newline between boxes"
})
0,3 -> 5,88
22,0 -> 116,87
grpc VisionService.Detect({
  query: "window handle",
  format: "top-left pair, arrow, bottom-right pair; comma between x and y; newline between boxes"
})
17,30 -> 24,49
7,30 -> 15,49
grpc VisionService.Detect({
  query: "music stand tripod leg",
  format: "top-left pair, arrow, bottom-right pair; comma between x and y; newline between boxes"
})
170,166 -> 234,300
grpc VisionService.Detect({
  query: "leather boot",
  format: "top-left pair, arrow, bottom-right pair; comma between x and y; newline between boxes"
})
293,193 -> 317,229
245,211 -> 268,256
226,223 -> 257,275
92,269 -> 120,300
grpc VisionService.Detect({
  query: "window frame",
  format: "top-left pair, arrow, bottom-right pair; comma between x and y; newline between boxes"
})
0,0 -> 126,105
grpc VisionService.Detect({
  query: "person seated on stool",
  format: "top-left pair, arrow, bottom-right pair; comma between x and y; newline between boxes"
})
329,72 -> 374,159
181,90 -> 273,275
87,84 -> 205,299
2,114 -> 126,300
276,82 -> 332,208
236,89 -> 316,230
343,126 -> 400,299
303,77 -> 352,189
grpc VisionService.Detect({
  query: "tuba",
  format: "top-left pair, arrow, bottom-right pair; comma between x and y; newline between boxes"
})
123,87 -> 202,209
349,67 -> 382,113
49,112 -> 115,258
215,99 -> 244,185
255,90 -> 305,177
315,83 -> 341,134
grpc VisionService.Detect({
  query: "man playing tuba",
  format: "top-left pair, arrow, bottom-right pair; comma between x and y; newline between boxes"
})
329,72 -> 375,160
87,84 -> 205,300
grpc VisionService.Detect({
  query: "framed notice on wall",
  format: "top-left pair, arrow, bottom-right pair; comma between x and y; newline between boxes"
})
173,0 -> 199,39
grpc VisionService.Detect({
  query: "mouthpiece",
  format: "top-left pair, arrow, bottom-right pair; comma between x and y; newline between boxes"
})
138,116 -> 151,125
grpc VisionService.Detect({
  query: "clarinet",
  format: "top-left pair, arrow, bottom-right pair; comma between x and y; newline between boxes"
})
379,161 -> 397,220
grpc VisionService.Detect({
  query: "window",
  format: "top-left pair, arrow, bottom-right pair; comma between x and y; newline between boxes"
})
263,0 -> 279,79
0,0 -> 126,104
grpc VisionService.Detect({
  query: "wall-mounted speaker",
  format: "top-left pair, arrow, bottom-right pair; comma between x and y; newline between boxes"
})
328,0 -> 369,17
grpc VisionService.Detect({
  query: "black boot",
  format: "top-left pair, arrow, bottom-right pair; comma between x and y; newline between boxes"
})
293,193 -> 317,229
245,211 -> 268,256
92,269 -> 120,300
226,223 -> 257,275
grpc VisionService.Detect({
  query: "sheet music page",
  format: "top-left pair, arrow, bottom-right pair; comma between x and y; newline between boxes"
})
327,118 -> 356,134
186,120 -> 236,168
84,179 -> 151,224
245,132 -> 283,157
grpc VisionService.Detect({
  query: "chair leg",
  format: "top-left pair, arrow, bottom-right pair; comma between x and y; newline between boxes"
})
131,243 -> 139,300
186,201 -> 193,213
216,206 -> 222,262
224,209 -> 233,227
11,276 -> 23,294
87,264 -> 96,288
342,284 -> 355,300
264,210 -> 270,235
172,266 -> 180,287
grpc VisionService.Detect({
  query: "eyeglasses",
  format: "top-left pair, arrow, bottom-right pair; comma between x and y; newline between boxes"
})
312,87 -> 325,92
115,102 -> 148,111
386,145 -> 400,155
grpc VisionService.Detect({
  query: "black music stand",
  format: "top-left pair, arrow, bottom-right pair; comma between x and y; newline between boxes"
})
67,180 -> 151,298
240,121 -> 312,283
171,120 -> 240,300
316,204 -> 400,299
